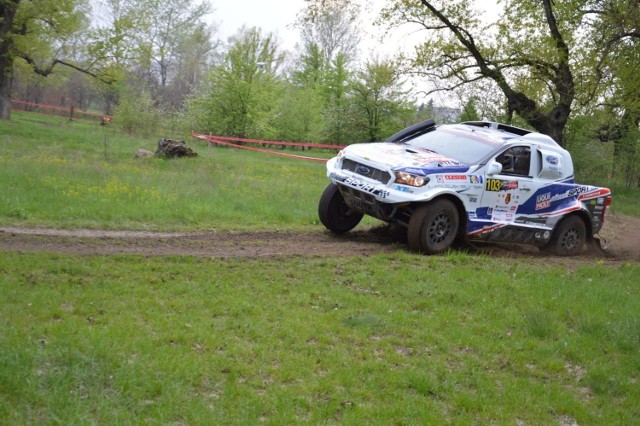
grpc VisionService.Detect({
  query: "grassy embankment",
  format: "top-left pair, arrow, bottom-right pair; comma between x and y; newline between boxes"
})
1,112 -> 639,424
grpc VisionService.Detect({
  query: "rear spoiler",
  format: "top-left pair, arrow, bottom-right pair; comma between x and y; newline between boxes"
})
386,119 -> 436,143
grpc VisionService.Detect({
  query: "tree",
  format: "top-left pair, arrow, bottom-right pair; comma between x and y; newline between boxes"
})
188,27 -> 284,138
458,97 -> 480,122
165,23 -> 218,109
382,0 -> 595,144
296,0 -> 361,64
1,0 -> 104,119
146,0 -> 210,87
277,43 -> 327,143
0,1 -> 20,118
90,0 -> 216,110
273,82 -> 324,143
322,52 -> 351,144
291,42 -> 325,88
294,0 -> 365,144
580,0 -> 640,183
349,58 -> 413,141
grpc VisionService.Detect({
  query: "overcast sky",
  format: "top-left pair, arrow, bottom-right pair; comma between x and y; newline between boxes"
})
210,0 -> 305,51
208,0 -> 500,54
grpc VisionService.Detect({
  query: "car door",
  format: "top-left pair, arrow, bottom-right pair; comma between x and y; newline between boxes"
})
480,145 -> 539,224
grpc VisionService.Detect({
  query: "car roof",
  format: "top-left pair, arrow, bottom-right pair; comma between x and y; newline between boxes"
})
447,121 -> 562,150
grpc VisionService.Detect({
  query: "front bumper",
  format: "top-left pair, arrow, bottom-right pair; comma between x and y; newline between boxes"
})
326,158 -> 424,224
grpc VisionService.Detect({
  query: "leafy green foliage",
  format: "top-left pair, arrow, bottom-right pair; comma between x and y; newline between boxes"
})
348,58 -> 414,142
13,0 -> 88,57
187,27 -> 284,139
273,83 -> 325,142
564,114 -> 614,183
112,85 -> 162,138
458,97 -> 480,122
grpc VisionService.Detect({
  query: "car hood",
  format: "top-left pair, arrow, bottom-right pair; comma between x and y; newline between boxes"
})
343,142 -> 469,175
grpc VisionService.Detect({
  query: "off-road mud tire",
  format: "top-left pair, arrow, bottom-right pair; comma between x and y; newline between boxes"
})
546,215 -> 587,256
407,199 -> 459,255
318,183 -> 364,234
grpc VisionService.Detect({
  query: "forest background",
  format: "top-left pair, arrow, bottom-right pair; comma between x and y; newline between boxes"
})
1,0 -> 639,187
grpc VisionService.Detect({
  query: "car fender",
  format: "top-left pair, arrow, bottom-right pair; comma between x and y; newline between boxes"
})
409,187 -> 469,210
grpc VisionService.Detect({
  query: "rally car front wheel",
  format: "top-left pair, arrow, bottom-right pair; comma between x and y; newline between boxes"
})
408,199 -> 459,255
318,183 -> 364,233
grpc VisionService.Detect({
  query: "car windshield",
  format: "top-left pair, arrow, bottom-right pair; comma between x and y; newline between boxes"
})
405,126 -> 505,164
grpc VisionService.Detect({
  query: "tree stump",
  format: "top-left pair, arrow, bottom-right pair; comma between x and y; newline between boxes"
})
155,138 -> 198,159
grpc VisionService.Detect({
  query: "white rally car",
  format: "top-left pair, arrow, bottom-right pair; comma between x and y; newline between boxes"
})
319,120 -> 612,255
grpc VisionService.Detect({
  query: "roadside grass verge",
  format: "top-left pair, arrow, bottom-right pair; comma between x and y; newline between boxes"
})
1,251 -> 639,424
610,185 -> 640,217
0,111 -> 338,231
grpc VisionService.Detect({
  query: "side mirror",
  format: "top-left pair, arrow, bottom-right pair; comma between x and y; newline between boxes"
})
487,161 -> 502,176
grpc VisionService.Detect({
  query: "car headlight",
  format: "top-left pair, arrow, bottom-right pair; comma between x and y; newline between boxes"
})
395,171 -> 429,187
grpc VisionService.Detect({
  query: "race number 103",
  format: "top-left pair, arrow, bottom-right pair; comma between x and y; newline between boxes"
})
486,179 -> 503,192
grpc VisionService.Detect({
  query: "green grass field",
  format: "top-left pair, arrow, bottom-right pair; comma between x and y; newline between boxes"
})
0,112 -> 339,231
2,252 -> 639,424
1,112 -> 639,424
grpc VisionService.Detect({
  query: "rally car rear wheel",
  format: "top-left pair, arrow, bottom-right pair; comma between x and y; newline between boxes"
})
546,215 -> 587,256
408,199 -> 459,255
318,183 -> 364,233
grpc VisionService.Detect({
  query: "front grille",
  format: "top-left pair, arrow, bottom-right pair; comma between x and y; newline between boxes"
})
338,186 -> 398,222
341,159 -> 392,184
341,186 -> 376,204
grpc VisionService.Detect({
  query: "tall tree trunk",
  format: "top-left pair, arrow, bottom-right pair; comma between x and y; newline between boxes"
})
0,65 -> 12,120
0,0 -> 20,120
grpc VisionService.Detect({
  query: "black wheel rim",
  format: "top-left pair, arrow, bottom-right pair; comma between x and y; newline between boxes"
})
561,227 -> 580,251
428,212 -> 453,246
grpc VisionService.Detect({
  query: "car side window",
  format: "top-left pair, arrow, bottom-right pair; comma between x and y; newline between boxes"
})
495,146 -> 531,176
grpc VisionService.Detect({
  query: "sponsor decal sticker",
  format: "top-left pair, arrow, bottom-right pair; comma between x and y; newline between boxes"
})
492,193 -> 520,222
546,155 -> 559,165
504,180 -> 519,190
395,185 -> 414,193
330,172 -> 390,199
469,175 -> 483,184
402,168 -> 426,176
535,192 -> 551,210
444,174 -> 467,181
550,186 -> 596,203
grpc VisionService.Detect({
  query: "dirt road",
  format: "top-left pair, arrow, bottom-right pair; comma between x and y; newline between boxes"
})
1,214 -> 638,262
